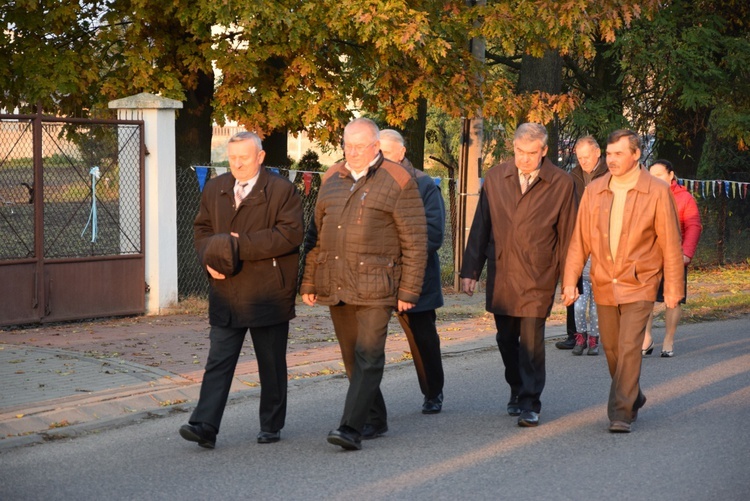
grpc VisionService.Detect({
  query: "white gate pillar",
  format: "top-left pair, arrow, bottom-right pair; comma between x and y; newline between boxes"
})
109,93 -> 182,314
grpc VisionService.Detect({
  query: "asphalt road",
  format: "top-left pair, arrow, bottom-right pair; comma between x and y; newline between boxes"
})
1,317 -> 748,501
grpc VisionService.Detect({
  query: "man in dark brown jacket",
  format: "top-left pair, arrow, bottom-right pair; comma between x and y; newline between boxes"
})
301,118 -> 427,450
179,132 -> 304,449
460,123 -> 578,428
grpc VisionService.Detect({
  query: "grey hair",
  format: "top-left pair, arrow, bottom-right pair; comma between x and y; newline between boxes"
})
344,117 -> 380,141
575,135 -> 600,151
514,123 -> 548,147
379,129 -> 405,146
228,131 -> 263,151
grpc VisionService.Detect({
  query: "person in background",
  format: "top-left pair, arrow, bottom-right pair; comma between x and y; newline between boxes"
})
642,159 -> 702,357
461,123 -> 578,428
563,129 -> 684,433
300,118 -> 427,451
379,129 -> 446,415
570,136 -> 608,356
180,131 -> 304,448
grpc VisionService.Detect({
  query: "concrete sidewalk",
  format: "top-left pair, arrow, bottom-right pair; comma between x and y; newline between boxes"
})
0,293 -> 568,451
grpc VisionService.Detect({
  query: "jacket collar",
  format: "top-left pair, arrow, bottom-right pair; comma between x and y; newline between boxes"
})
219,167 -> 270,195
503,156 -> 558,182
592,164 -> 652,194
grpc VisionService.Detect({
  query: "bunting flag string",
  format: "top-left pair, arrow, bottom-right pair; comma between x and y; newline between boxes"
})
190,168 -> 749,200
677,178 -> 750,201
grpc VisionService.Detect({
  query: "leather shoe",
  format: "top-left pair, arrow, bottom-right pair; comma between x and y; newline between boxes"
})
422,392 -> 443,414
507,394 -> 521,416
632,395 -> 646,422
517,410 -> 540,427
555,335 -> 576,350
257,430 -> 281,444
327,427 -> 362,450
179,423 -> 216,449
361,423 -> 388,440
609,421 -> 631,433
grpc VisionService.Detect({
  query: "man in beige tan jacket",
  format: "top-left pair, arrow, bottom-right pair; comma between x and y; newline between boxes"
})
563,129 -> 684,433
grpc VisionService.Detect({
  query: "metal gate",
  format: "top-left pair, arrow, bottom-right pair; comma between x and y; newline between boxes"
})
0,113 -> 145,326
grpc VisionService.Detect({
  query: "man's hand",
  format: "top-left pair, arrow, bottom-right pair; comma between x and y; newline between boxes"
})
398,300 -> 415,312
683,254 -> 691,265
207,265 -> 225,280
664,295 -> 681,309
461,278 -> 477,297
562,285 -> 579,307
302,293 -> 317,306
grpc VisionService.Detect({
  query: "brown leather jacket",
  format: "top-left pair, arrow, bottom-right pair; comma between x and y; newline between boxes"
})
300,155 -> 427,306
564,167 -> 684,306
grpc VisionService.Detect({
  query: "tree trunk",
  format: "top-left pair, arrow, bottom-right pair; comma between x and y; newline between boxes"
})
398,97 -> 428,170
175,68 -> 214,170
263,128 -> 290,167
517,50 -> 563,165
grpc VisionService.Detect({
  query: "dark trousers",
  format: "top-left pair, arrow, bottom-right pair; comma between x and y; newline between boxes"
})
566,277 -> 585,337
397,309 -> 445,400
190,322 -> 289,433
494,315 -> 546,413
329,303 -> 393,432
596,302 -> 652,423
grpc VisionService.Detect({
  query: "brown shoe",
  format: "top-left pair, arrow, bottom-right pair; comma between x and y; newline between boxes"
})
609,421 -> 631,433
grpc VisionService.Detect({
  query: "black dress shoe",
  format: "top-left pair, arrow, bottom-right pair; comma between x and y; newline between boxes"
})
507,394 -> 521,416
257,430 -> 281,444
361,423 -> 388,440
422,392 -> 443,414
555,335 -> 576,350
179,423 -> 216,449
517,410 -> 540,427
327,427 -> 362,450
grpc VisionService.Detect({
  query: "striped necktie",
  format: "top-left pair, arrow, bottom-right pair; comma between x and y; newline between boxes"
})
235,183 -> 248,209
521,173 -> 531,194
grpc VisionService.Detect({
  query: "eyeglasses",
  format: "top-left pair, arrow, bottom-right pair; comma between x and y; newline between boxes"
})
343,140 -> 377,155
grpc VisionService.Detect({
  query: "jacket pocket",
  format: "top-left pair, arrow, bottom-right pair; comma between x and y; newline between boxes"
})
356,254 -> 396,300
314,251 -> 331,296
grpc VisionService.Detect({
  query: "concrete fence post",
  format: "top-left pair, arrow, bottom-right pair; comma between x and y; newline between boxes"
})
109,93 -> 182,314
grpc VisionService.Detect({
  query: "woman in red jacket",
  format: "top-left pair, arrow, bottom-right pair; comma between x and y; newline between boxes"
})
642,159 -> 702,357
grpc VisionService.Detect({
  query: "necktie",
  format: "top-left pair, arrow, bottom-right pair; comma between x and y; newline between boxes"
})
521,174 -> 531,194
235,183 -> 248,208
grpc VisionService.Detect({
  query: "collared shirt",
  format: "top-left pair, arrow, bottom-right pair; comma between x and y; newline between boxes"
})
346,153 -> 382,182
235,171 -> 260,200
517,167 -> 540,190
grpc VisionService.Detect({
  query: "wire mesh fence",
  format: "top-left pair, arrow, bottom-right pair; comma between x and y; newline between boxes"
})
0,118 -> 142,260
175,166 -> 749,300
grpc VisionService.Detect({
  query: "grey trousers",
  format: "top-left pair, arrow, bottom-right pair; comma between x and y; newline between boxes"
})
329,303 -> 393,432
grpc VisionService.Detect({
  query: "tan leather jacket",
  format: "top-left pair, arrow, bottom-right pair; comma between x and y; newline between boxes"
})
564,167 -> 684,306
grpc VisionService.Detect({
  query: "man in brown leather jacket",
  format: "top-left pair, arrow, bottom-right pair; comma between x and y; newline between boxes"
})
563,129 -> 684,433
301,118 -> 427,450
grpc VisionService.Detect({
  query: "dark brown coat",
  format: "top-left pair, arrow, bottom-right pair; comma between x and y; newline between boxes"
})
300,155 -> 427,306
460,157 -> 578,318
195,168 -> 304,328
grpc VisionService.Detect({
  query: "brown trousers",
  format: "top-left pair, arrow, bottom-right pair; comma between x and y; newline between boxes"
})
596,301 -> 652,423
